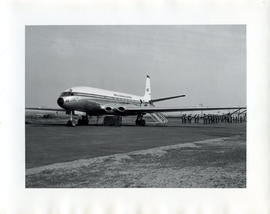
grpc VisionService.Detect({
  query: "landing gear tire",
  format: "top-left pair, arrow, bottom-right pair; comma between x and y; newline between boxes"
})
135,114 -> 146,126
66,120 -> 76,127
135,119 -> 146,126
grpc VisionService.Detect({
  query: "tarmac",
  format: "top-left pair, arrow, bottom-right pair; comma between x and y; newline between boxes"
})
25,117 -> 246,188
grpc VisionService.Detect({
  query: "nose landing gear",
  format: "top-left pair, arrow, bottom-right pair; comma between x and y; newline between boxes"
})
66,119 -> 76,127
66,111 -> 76,127
66,112 -> 89,127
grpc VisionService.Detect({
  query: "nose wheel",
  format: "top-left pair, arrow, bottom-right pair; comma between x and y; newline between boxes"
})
66,119 -> 76,127
135,114 -> 146,126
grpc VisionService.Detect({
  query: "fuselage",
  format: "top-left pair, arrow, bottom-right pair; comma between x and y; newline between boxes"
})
57,86 -> 144,115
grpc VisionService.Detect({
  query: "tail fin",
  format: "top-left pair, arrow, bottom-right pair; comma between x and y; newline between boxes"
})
143,75 -> 151,102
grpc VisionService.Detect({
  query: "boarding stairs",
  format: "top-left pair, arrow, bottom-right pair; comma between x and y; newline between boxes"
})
149,112 -> 168,125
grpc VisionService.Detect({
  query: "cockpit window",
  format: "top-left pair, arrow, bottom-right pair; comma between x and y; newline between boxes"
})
61,92 -> 73,96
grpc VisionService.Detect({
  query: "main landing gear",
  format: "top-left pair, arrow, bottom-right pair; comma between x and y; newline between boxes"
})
77,115 -> 89,126
135,114 -> 146,126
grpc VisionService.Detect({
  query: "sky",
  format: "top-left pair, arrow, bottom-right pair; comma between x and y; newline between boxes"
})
26,25 -> 246,108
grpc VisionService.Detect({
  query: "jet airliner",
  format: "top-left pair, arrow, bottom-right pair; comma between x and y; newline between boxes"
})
27,75 -> 246,126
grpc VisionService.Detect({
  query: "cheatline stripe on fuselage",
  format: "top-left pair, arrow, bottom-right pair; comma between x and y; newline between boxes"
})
70,92 -> 141,105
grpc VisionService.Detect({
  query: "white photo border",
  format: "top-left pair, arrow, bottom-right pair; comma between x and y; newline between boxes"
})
1,0 -> 270,213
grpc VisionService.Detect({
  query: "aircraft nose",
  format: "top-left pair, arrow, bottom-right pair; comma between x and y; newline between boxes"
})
57,97 -> 64,107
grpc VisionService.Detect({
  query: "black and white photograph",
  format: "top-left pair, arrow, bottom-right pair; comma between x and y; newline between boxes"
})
25,25 -> 246,188
2,0 -> 270,212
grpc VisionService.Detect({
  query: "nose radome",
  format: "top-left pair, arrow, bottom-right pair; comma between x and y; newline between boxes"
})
57,97 -> 64,107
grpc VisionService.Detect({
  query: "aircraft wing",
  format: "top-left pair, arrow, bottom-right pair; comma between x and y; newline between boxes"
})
124,106 -> 246,114
26,107 -> 66,112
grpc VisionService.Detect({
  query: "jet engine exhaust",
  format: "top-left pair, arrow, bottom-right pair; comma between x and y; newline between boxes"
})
103,105 -> 126,114
103,106 -> 115,114
105,106 -> 113,112
117,106 -> 125,112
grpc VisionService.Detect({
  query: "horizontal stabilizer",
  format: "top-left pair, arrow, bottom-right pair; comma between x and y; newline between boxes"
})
151,94 -> 186,103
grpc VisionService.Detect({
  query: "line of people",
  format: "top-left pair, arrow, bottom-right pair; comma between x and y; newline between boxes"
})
180,113 -> 246,124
